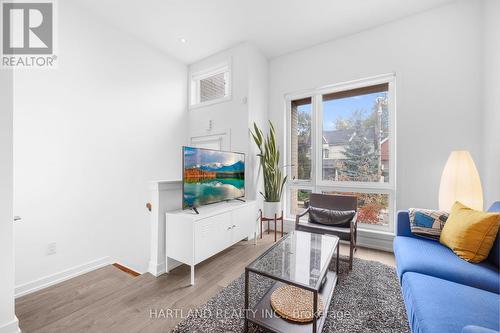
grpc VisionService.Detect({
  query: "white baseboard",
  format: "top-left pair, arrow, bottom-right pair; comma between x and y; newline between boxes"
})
149,258 -> 185,277
148,261 -> 166,277
357,230 -> 394,252
15,256 -> 112,298
0,317 -> 20,333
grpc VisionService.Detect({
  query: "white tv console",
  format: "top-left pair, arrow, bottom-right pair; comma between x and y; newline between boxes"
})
166,200 -> 257,285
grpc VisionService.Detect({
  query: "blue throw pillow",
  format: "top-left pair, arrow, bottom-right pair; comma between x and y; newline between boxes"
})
408,208 -> 449,240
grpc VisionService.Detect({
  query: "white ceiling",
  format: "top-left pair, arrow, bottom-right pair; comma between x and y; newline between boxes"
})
77,0 -> 456,64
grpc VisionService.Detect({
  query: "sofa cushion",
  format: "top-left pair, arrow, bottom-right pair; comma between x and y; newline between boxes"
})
440,202 -> 500,263
402,272 -> 500,333
394,236 -> 499,293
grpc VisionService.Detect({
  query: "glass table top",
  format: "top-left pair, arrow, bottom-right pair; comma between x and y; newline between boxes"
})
247,230 -> 339,290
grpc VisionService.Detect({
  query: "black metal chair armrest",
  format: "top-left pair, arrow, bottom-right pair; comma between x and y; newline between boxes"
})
295,207 -> 310,225
350,211 -> 358,236
351,212 -> 358,227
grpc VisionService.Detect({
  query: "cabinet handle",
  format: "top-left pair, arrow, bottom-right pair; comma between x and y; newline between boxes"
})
227,226 -> 232,230
232,224 -> 236,228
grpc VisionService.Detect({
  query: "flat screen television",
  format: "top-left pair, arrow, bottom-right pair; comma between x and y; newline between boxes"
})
182,146 -> 245,210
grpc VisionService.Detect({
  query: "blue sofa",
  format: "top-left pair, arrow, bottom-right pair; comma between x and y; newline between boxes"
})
394,202 -> 500,333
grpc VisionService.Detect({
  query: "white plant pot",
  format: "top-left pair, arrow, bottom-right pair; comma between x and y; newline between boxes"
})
263,201 -> 282,218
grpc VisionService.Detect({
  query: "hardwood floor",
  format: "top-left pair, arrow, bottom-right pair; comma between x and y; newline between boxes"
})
16,233 -> 394,333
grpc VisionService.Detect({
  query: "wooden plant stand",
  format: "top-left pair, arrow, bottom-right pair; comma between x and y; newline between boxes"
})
259,209 -> 284,242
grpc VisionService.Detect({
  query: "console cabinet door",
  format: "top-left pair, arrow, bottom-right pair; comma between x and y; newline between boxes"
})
194,212 -> 231,263
231,204 -> 255,244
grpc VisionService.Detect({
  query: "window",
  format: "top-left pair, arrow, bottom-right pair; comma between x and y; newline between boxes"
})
287,74 -> 395,232
322,84 -> 390,183
289,188 -> 312,216
290,98 -> 312,181
322,191 -> 390,226
190,62 -> 231,107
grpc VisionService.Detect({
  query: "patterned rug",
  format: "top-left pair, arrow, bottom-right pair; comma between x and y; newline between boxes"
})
173,257 -> 410,333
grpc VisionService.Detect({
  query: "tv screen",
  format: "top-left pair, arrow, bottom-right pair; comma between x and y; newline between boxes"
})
182,146 -> 245,209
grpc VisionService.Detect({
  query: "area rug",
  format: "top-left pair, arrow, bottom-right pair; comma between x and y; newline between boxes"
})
173,257 -> 410,333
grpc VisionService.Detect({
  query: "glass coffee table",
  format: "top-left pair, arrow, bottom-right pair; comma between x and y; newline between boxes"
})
244,230 -> 339,333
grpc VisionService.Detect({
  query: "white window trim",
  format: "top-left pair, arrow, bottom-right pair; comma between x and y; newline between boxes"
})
285,73 -> 397,233
189,61 -> 232,109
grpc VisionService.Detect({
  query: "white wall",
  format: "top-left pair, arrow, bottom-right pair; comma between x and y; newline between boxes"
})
13,1 -> 187,290
0,70 -> 20,332
187,43 -> 268,202
482,0 -> 500,209
188,43 -> 250,152
269,0 -> 483,212
246,45 -> 269,205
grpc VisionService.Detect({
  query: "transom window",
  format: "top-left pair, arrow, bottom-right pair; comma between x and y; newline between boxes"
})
190,62 -> 231,107
287,74 -> 395,231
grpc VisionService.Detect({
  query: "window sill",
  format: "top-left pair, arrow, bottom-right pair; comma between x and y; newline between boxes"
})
189,95 -> 232,110
357,227 -> 395,239
283,217 -> 395,252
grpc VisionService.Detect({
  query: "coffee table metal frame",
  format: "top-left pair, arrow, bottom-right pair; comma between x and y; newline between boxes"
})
244,231 -> 339,333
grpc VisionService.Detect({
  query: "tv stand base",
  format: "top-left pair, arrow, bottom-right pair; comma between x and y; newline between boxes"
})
166,200 -> 257,285
226,198 -> 246,203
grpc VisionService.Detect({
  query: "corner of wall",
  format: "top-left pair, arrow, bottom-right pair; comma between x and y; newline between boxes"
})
187,43 -> 270,203
481,0 -> 500,208
0,317 -> 20,333
0,65 -> 19,333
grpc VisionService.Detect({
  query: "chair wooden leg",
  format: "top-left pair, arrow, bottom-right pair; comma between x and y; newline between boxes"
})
354,228 -> 358,252
349,225 -> 357,268
349,242 -> 354,270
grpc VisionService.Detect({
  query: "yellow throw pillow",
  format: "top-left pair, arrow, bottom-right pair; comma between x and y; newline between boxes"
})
440,201 -> 500,263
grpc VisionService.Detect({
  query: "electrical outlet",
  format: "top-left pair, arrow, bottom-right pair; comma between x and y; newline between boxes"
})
47,242 -> 57,255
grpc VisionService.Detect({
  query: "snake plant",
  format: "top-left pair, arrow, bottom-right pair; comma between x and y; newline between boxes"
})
250,121 -> 287,202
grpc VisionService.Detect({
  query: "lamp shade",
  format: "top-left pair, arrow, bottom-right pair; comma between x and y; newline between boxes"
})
438,150 -> 483,211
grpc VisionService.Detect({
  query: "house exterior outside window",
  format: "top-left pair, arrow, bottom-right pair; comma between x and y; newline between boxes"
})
287,74 -> 396,232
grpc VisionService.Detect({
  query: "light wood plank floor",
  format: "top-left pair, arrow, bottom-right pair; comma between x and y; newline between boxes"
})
16,233 -> 394,333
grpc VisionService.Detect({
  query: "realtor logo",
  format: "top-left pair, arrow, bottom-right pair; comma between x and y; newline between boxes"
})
1,1 -> 57,68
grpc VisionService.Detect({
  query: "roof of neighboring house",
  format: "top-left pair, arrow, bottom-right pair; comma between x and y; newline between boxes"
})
323,127 -> 376,146
323,129 -> 353,145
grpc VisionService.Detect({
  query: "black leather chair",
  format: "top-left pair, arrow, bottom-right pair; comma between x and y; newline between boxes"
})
295,193 -> 358,270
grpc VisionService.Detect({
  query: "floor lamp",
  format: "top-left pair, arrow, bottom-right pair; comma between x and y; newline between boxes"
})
438,150 -> 483,211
